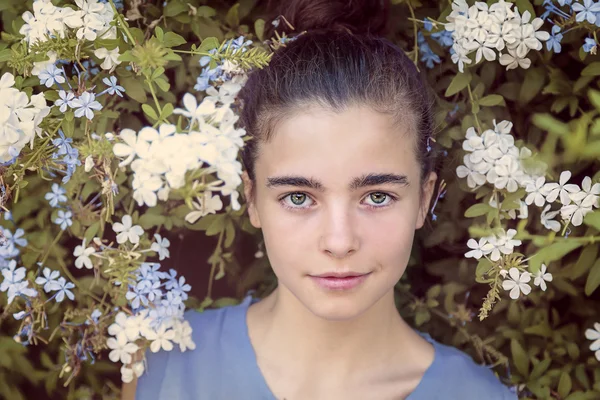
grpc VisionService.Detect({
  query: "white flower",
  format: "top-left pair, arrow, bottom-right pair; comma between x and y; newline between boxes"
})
108,312 -> 140,343
73,239 -> 96,269
502,267 -> 532,299
94,47 -> 122,70
488,228 -> 521,261
525,176 -> 547,207
112,214 -> 144,244
120,366 -> 134,383
173,320 -> 196,352
456,155 -> 487,189
173,93 -> 217,128
543,171 -> 580,205
561,196 -> 594,226
585,322 -> 600,362
113,128 -> 157,167
569,176 -> 600,209
533,263 -> 553,291
499,47 -> 531,70
184,192 -> 224,224
465,237 -> 493,259
107,334 -> 139,364
493,155 -> 523,192
541,204 -> 561,232
145,323 -> 176,352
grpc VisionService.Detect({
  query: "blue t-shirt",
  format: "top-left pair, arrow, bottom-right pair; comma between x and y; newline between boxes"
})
136,294 -> 517,399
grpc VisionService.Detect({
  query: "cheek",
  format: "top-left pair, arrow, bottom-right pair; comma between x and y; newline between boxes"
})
366,211 -> 417,275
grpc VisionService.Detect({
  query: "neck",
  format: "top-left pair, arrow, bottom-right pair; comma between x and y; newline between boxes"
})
249,286 -> 415,381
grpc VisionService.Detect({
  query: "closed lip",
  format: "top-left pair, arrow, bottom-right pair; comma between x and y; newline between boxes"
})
310,271 -> 371,278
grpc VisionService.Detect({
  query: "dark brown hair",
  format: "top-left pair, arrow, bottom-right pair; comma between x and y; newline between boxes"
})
239,0 -> 438,200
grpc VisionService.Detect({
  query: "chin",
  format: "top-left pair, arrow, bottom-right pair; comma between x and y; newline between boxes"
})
303,292 -> 373,321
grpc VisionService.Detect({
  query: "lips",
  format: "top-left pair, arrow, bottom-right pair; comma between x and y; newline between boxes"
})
310,272 -> 370,278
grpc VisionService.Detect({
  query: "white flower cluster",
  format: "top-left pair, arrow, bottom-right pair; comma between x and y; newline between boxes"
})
21,0 -> 119,75
0,72 -> 50,162
20,0 -> 116,47
458,121 -> 600,230
113,76 -> 248,221
456,119 -> 541,194
445,0 -> 550,72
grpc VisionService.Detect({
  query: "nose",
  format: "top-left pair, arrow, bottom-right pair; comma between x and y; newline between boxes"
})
319,205 -> 359,259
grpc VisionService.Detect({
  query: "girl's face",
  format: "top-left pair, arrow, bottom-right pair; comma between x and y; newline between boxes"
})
242,105 -> 437,320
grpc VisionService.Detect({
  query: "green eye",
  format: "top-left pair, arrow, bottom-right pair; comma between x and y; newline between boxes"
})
290,193 -> 306,205
369,193 -> 387,204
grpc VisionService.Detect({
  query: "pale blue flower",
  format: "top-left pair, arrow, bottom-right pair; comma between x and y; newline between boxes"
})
102,76 -> 125,97
583,37 -> 597,52
35,267 -> 61,293
54,210 -> 73,230
126,286 -> 149,309
53,277 -> 74,302
572,0 -> 600,23
45,183 -> 67,207
546,25 -> 563,53
55,90 -> 76,112
151,234 -> 170,260
52,130 -> 73,156
432,30 -> 453,47
3,228 -> 27,248
168,276 -> 191,301
71,92 -> 103,120
38,64 -> 66,88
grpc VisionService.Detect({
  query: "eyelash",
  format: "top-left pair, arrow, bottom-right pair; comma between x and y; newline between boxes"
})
278,192 -> 399,211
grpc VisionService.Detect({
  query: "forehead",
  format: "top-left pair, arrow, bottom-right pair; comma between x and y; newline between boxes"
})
255,105 -> 419,183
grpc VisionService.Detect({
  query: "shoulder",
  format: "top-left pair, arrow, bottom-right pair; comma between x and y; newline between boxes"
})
415,334 -> 517,400
134,300 -> 248,400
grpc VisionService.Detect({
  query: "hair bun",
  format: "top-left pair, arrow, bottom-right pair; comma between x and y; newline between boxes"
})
265,0 -> 390,37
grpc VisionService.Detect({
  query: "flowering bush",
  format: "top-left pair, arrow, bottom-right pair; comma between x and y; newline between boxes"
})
0,0 -> 599,398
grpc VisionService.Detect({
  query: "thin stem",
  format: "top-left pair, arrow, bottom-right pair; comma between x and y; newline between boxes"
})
467,83 -> 483,133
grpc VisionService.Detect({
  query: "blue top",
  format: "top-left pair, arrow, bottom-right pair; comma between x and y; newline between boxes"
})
136,294 -> 517,400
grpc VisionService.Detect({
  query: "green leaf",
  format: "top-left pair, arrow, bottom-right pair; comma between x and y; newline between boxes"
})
0,48 -> 11,63
225,3 -> 240,28
584,259 -> 600,296
163,32 -> 187,48
255,18 -> 265,42
139,213 -> 166,229
531,113 -> 570,136
155,26 -> 164,42
120,77 -> 147,103
445,72 -> 471,97
160,103 -> 174,120
163,0 -> 188,17
198,36 -> 220,53
511,338 -> 530,377
464,203 -> 493,218
151,66 -> 165,80
529,358 -> 551,381
519,68 -> 545,104
205,215 -> 225,236
583,211 -> 600,230
478,94 -> 505,107
558,372 -> 573,399
142,104 -> 158,121
581,62 -> 600,76
154,77 -> 170,92
84,222 -> 100,244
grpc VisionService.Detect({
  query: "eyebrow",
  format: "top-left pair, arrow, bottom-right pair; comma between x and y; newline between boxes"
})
265,173 -> 410,192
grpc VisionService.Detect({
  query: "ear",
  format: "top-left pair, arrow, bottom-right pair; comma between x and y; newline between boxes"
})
415,171 -> 438,230
241,171 -> 262,229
